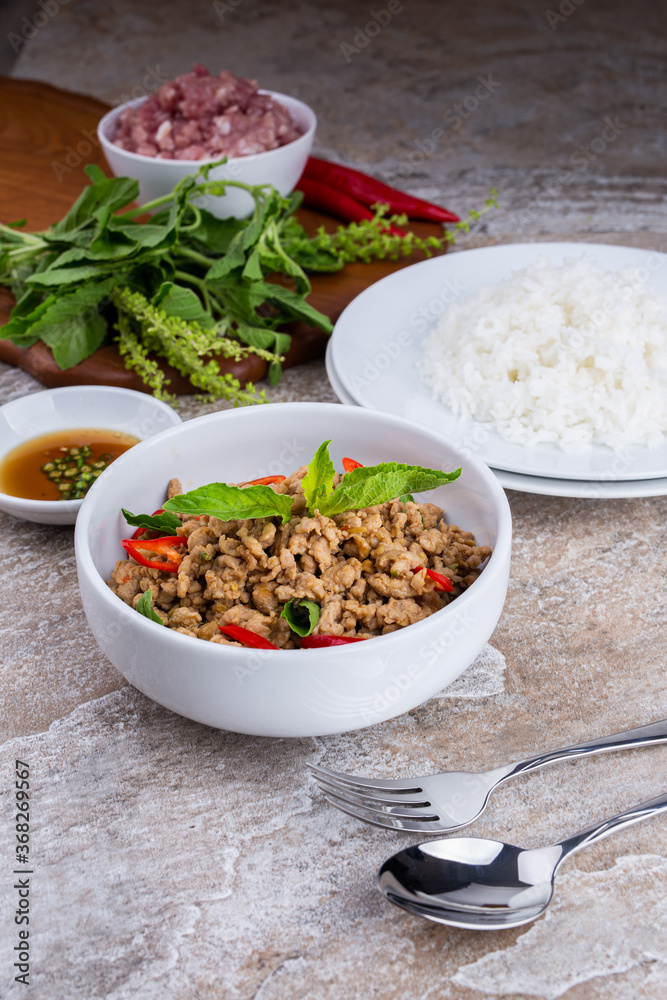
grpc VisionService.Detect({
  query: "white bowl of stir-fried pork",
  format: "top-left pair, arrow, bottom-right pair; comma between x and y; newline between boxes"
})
74,402 -> 511,736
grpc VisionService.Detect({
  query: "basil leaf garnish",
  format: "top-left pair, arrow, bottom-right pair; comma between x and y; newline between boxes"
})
163,482 -> 293,524
281,599 -> 320,637
135,590 -> 164,625
316,463 -> 462,518
122,508 -> 182,535
144,444 -> 461,536
301,439 -> 336,513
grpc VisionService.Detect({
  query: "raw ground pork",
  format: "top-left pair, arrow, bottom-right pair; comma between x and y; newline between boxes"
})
113,64 -> 303,160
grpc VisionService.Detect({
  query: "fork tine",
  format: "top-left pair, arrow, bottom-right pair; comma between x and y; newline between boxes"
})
313,775 -> 431,808
323,796 -> 443,833
324,787 -> 439,821
308,762 -> 423,793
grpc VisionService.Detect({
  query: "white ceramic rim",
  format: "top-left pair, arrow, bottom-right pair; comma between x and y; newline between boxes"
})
0,385 -> 181,516
97,91 -> 317,167
324,339 -> 667,500
329,242 -> 667,482
492,466 -> 667,498
74,401 -> 513,661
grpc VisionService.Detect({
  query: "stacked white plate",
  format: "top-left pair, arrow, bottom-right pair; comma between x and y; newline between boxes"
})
325,242 -> 667,499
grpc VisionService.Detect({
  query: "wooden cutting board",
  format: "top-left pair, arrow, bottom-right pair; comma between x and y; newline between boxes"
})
0,76 -> 447,393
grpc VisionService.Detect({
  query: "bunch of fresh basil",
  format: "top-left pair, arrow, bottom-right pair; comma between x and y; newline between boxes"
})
0,163 -> 333,391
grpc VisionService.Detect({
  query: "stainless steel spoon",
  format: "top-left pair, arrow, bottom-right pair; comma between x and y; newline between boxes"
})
378,791 -> 667,930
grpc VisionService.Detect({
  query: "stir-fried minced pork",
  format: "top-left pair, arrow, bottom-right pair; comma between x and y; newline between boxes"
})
108,466 -> 492,648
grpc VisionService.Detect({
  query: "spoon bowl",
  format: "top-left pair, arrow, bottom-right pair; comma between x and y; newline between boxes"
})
378,791 -> 667,930
378,839 -> 559,929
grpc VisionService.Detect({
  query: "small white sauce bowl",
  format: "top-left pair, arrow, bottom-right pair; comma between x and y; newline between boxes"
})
75,402 -> 512,736
97,92 -> 317,219
0,386 -> 182,525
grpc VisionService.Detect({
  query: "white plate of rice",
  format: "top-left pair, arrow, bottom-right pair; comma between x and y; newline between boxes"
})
325,343 -> 667,498
329,243 -> 667,481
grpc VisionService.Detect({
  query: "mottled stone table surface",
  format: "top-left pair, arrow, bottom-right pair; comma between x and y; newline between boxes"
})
1,2 -> 667,998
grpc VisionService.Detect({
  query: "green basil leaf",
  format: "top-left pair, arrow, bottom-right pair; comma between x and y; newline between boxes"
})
205,203 -> 267,281
188,209 -> 244,255
38,308 -> 107,369
281,599 -> 320,637
203,192 -> 280,281
302,440 -> 336,513
231,319 -> 279,352
210,280 -> 273,327
256,221 -> 311,294
84,164 -> 107,185
257,280 -> 333,332
29,276 -> 118,369
241,247 -> 264,281
237,194 -> 276,251
44,246 -> 92,268
135,590 -> 165,625
205,242 -> 246,281
87,210 -> 140,260
122,509 -> 182,535
27,264 -> 111,287
125,261 -> 173,297
152,282 -> 214,328
0,290 -> 54,346
317,463 -> 462,518
111,221 -> 176,249
50,175 -> 139,238
164,482 -> 293,524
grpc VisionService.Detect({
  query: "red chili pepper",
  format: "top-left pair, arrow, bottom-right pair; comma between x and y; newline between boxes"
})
412,566 -> 454,593
296,177 -> 406,236
300,634 -> 370,648
130,509 -> 166,540
218,624 -> 279,649
304,156 -> 460,224
122,536 -> 185,573
342,457 -> 363,473
244,475 -> 286,486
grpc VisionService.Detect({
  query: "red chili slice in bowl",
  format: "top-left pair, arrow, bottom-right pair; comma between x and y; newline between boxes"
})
219,624 -> 279,649
301,634 -> 369,648
122,536 -> 185,572
244,475 -> 286,486
412,566 -> 454,593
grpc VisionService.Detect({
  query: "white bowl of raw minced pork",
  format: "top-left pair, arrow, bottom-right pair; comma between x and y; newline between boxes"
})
97,66 -> 316,219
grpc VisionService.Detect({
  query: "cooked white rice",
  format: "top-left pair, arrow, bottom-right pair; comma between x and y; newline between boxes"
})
418,256 -> 667,452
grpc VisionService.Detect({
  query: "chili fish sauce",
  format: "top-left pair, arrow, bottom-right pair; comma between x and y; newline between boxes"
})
0,428 -> 140,501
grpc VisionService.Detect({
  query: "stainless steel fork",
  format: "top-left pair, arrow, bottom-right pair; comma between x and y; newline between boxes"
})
309,717 -> 667,833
